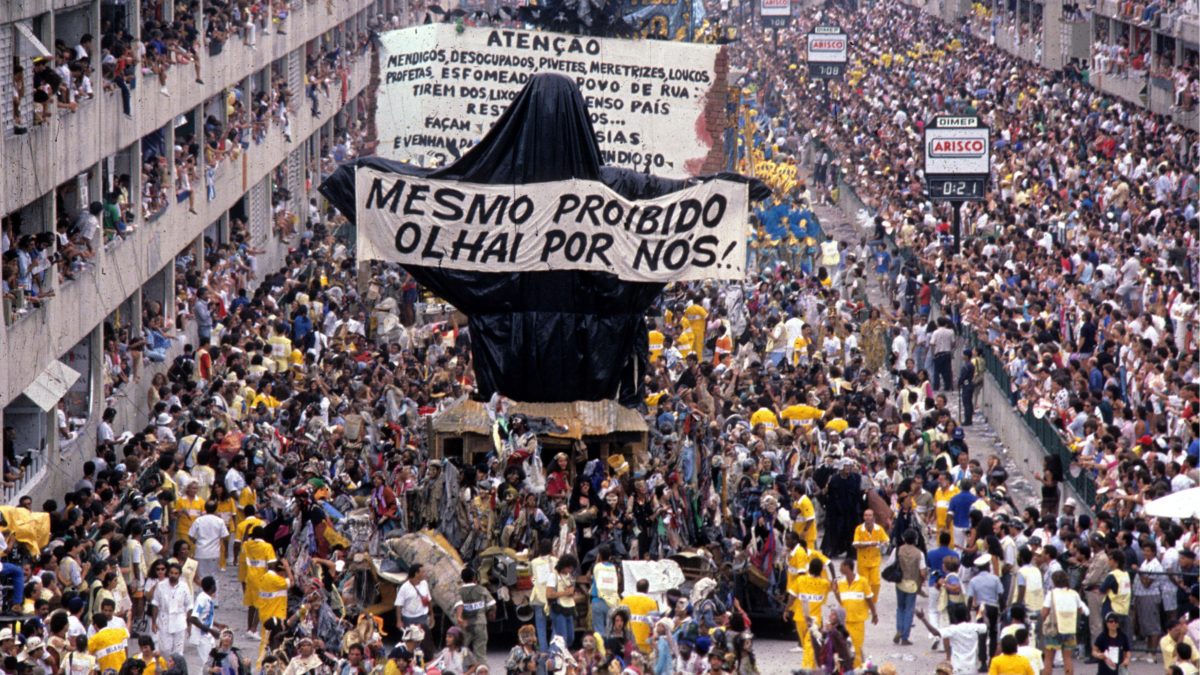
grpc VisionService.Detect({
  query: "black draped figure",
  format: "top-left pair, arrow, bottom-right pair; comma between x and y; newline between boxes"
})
822,466 -> 863,558
321,73 -> 766,404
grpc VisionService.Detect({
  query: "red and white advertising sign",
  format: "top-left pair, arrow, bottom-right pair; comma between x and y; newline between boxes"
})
805,32 -> 847,63
924,118 -> 990,175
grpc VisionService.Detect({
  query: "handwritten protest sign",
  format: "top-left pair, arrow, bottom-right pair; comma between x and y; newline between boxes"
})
355,167 -> 748,282
376,25 -> 724,178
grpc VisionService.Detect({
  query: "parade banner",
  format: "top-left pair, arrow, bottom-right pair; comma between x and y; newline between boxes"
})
355,167 -> 748,282
375,24 -> 723,178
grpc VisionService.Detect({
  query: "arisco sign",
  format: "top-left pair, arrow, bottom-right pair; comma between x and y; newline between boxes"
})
923,117 -> 991,176
375,25 -> 725,178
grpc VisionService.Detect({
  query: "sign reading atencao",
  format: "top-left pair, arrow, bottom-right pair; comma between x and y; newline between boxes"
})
376,25 -> 722,178
355,167 -> 748,282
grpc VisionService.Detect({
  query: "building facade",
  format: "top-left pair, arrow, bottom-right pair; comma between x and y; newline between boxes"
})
905,0 -> 1198,128
0,0 -> 410,504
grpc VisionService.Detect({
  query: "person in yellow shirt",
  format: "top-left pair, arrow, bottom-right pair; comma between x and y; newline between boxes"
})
790,485 -> 818,550
853,509 -> 890,598
787,558 -> 834,668
257,559 -> 292,631
620,579 -> 659,654
267,322 -> 293,372
647,328 -> 665,363
234,504 -> 266,571
138,635 -> 169,675
749,407 -> 779,431
88,614 -> 130,673
990,635 -> 1035,675
676,326 -> 695,360
213,484 -> 238,570
682,299 -> 708,356
173,482 -> 205,545
781,401 -> 823,429
934,473 -> 959,537
239,526 -> 276,639
836,559 -> 877,668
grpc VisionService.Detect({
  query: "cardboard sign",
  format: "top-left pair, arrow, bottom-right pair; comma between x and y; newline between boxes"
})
355,167 -> 749,282
375,25 -> 724,178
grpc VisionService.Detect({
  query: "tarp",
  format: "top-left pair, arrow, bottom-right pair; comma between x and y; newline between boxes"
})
0,506 -> 51,557
321,73 -> 766,405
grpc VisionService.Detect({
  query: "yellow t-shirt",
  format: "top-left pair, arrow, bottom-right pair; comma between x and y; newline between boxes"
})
824,418 -> 850,433
792,496 -> 817,546
838,576 -> 874,623
750,407 -> 779,430
853,524 -> 889,569
788,573 -> 831,623
935,486 -> 960,530
257,570 -> 289,622
621,593 -> 659,653
88,626 -> 129,672
988,653 -> 1034,675
676,328 -> 695,359
236,516 -> 266,543
648,330 -> 665,363
782,404 -> 823,428
787,543 -> 828,579
173,496 -> 205,541
682,303 -> 708,355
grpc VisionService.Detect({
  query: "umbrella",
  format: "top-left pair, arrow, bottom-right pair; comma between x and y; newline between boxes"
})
1144,487 -> 1200,520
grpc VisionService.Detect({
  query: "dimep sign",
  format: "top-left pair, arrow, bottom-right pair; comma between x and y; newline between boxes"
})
924,116 -> 990,176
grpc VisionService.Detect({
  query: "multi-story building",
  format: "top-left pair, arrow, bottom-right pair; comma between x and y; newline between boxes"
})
0,0 -> 406,504
906,0 -> 1198,128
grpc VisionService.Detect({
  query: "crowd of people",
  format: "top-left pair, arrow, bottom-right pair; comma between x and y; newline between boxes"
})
1,2 -> 1198,675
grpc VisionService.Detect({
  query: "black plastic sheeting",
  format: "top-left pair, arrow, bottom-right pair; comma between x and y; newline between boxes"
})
320,73 -> 767,405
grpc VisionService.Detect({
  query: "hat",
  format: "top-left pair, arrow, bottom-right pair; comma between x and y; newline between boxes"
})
23,638 -> 43,652
155,413 -> 172,426
1104,612 -> 1120,622
952,427 -> 965,440
1064,498 -> 1077,508
975,553 -> 992,568
0,629 -> 14,642
1138,435 -> 1153,446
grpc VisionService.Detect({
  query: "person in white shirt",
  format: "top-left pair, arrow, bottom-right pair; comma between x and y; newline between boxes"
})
151,563 -> 194,656
915,604 -> 988,675
188,501 -> 230,585
394,564 -> 433,641
189,576 -> 225,663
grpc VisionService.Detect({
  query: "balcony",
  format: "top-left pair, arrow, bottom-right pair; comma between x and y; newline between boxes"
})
1091,0 -> 1200,41
992,20 -> 1043,64
1,56 -> 370,404
0,0 -> 374,216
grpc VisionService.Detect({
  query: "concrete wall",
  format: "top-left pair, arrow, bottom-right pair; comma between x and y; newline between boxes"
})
1,56 -> 371,410
0,0 -> 375,218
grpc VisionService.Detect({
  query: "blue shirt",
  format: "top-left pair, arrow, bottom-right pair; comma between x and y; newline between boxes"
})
948,491 -> 977,529
927,546 -> 957,586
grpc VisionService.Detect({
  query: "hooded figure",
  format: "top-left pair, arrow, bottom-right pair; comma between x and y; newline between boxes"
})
321,74 -> 766,405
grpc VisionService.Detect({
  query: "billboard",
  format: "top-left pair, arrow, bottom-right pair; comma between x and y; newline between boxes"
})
923,117 -> 991,176
760,0 -> 791,27
355,168 -> 750,282
375,25 -> 725,178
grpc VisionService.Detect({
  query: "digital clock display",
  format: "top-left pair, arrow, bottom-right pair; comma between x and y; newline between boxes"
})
927,177 -> 986,201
